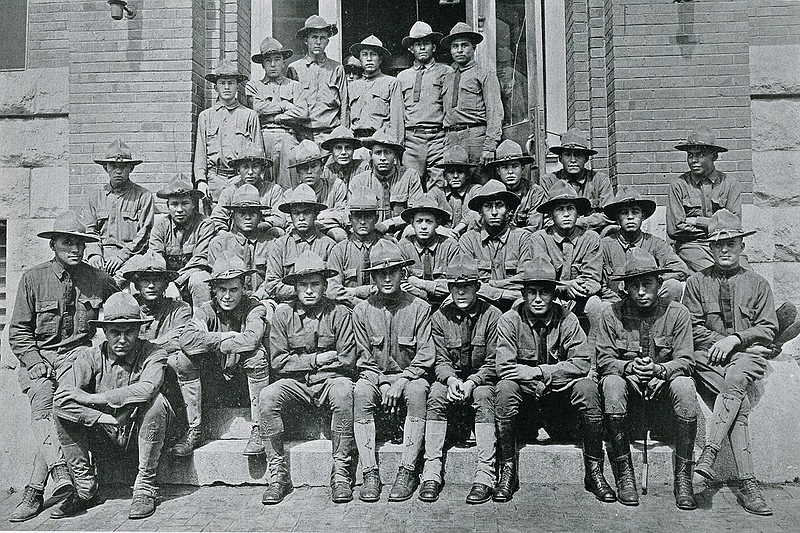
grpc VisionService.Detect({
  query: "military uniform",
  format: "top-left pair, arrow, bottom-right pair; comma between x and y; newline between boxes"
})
487,139 -> 546,231
428,145 -> 481,233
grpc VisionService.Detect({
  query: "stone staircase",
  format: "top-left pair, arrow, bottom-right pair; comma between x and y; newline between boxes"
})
0,222 -> 6,332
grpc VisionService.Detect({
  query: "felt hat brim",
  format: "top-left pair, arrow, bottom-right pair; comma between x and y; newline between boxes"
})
222,202 -> 270,212
468,191 -> 521,212
122,269 -> 180,282
37,230 -> 100,243
674,142 -> 728,153
400,206 -> 451,224
252,50 -> 293,63
287,152 -> 331,169
94,158 -> 143,167
486,154 -> 536,167
603,198 -> 657,221
278,201 -> 328,214
440,31 -> 484,48
282,267 -> 339,286
362,258 -> 416,274
361,138 -> 404,154
701,229 -> 757,242
610,267 -> 678,282
296,25 -> 338,40
89,317 -> 154,327
549,145 -> 598,156
320,136 -> 362,151
435,160 -> 478,169
536,195 -> 592,215
156,189 -> 205,200
205,73 -> 249,84
349,43 -> 392,60
401,32 -> 444,48
205,269 -> 259,283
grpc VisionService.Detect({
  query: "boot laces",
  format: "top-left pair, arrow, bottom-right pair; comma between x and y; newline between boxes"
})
741,479 -> 764,500
21,486 -> 42,506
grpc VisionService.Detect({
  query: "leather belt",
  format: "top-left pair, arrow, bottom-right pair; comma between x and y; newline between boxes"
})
445,123 -> 486,132
407,125 -> 443,134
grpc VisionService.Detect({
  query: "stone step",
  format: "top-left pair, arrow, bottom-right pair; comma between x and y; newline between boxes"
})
158,437 -> 691,488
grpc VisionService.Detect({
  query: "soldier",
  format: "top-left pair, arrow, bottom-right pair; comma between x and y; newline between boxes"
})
349,129 -> 425,236
174,252 -> 269,457
257,184 -> 337,303
247,37 -> 309,191
419,254 -> 502,504
596,248 -> 698,510
209,184 -> 275,295
682,210 -> 776,516
327,187 -> 394,308
494,258 -> 615,504
8,212 -> 118,522
343,55 -> 364,83
84,139 -> 155,279
211,142 -> 285,236
51,292 -> 171,519
287,15 -> 348,143
540,129 -> 614,234
194,59 -> 263,204
353,240 -> 434,503
288,140 -> 349,242
398,194 -> 459,307
667,127 -> 743,273
441,22 -> 503,172
397,21 -> 452,189
428,145 -> 480,239
259,251 -> 356,505
458,180 -> 533,309
496,47 -> 528,127
348,35 -> 404,143
487,139 -> 546,231
149,176 -> 215,308
319,125 -> 370,187
600,187 -> 689,303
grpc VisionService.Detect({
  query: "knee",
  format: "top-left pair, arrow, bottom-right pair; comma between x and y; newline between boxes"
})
426,382 -> 448,419
140,394 -> 170,433
328,378 -> 354,410
354,379 -> 376,418
170,352 -> 200,381
572,378 -> 602,412
600,375 -> 627,413
404,378 -> 429,413
259,382 -> 286,413
723,368 -> 751,393
189,270 -> 211,288
472,385 -> 495,422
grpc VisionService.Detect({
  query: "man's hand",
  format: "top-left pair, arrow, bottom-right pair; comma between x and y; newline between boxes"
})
196,181 -> 210,199
105,255 -> 125,275
382,378 -> 408,414
708,335 -> 740,366
27,361 -> 53,380
461,379 -> 476,401
315,217 -> 340,231
405,276 -> 426,289
479,150 -> 494,166
54,387 -> 102,407
315,350 -> 338,367
88,256 -> 105,270
446,377 -> 465,402
564,279 -> 589,299
632,356 -> 656,381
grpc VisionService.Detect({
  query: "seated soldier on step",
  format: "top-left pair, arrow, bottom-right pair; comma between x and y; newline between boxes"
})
427,145 -> 480,240
487,139 -> 546,232
258,251 -> 356,505
320,126 -> 371,187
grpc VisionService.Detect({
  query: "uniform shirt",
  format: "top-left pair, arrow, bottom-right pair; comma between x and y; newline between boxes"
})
354,291 -> 434,386
148,212 -> 216,274
287,54 -> 348,131
180,297 -> 266,358
349,166 -> 424,228
508,181 -> 546,231
398,234 -> 459,303
327,233 -> 393,306
496,302 -> 591,393
193,100 -> 264,181
84,181 -> 155,262
270,298 -> 356,385
442,60 -> 504,152
245,75 -> 309,130
531,226 -> 602,296
428,183 -> 480,229
138,297 -> 192,359
397,60 -> 453,127
431,297 -> 501,387
313,175 -> 349,226
9,259 -> 118,368
682,265 -> 778,352
348,72 -> 404,143
597,297 -> 694,382
260,229 -> 336,302
55,339 -> 167,426
323,158 -> 370,187
600,232 -> 690,300
211,178 -> 286,233
208,230 -> 272,293
459,225 -> 535,301
667,169 -> 742,243
540,169 -> 614,230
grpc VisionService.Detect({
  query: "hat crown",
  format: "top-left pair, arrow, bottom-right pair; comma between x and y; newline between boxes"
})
623,247 -> 660,276
363,127 -> 403,152
544,180 -> 580,202
441,145 -> 470,165
349,187 -> 380,210
445,253 -> 480,282
259,36 -> 286,55
233,142 -> 267,163
211,251 -> 250,278
288,251 -> 329,278
345,55 -> 362,68
685,126 -> 718,147
408,21 -> 435,38
303,14 -> 333,30
288,183 -> 319,205
128,250 -> 169,272
407,193 -> 441,212
448,22 -> 475,36
160,175 -> 195,197
328,125 -> 357,141
368,239 -> 406,267
292,139 -> 324,165
102,138 -> 134,161
517,257 -> 557,283
103,292 -> 145,321
477,179 -> 511,197
707,209 -> 744,235
558,128 -> 591,151
360,35 -> 385,48
231,184 -> 262,206
609,185 -> 643,205
50,210 -> 90,235
495,139 -> 527,160
211,58 -> 242,79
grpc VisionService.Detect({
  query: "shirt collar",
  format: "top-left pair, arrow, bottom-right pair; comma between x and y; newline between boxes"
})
374,166 -> 398,182
480,224 -> 511,245
104,180 -> 133,194
712,265 -> 742,279
413,59 -> 434,70
617,231 -> 643,249
550,226 -> 578,244
521,304 -> 555,328
262,74 -> 286,84
51,259 -> 70,281
350,232 -> 380,248
291,228 -> 320,244
412,234 -> 440,255
214,99 -> 241,111
455,59 -> 476,72
304,54 -> 329,66
691,169 -> 721,186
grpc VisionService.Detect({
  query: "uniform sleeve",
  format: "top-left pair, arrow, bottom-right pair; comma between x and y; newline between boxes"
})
220,302 -> 266,355
54,348 -> 105,426
681,274 -> 725,351
660,305 -> 695,381
481,70 -> 504,151
8,271 -> 43,368
401,302 -> 435,380
261,240 -> 296,302
736,277 -> 778,348
210,187 -> 234,232
148,219 -> 167,257
149,304 -> 192,357
596,304 -> 626,377
269,306 -> 316,374
466,307 -> 500,386
667,178 -> 703,239
650,236 -> 690,281
575,230 -> 602,294
431,311 -> 457,384
327,305 -> 356,376
495,314 -> 522,381
538,313 -> 592,388
276,82 -> 310,125
354,304 -> 382,385
179,306 -> 221,356
725,177 -> 743,219
319,179 -> 349,227
118,190 -> 155,261
337,65 -> 350,128
194,113 -> 209,184
101,346 -> 168,409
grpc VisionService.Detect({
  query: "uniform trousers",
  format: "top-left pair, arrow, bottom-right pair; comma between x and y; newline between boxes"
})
601,374 -> 698,423
403,129 -> 445,190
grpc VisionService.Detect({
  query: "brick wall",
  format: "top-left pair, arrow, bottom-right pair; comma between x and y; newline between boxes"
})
26,0 -> 69,68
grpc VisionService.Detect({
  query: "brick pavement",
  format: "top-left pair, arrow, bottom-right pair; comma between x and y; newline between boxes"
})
2,482 -> 799,532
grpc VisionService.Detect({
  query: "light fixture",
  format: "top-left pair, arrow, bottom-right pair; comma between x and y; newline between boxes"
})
108,0 -> 137,20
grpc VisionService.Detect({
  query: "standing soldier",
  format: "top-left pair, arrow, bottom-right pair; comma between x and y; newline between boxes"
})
320,126 -> 370,187
287,15 -> 348,144
84,139 -> 155,279
494,257 -> 615,504
397,21 -> 452,189
194,59 -> 263,205
348,36 -> 404,143
149,176 -> 216,308
596,248 -> 698,510
259,251 -> 356,505
540,129 -> 614,234
428,145 -> 481,239
419,254 -> 502,504
8,212 -> 118,522
343,55 -> 364,83
488,139 -> 546,231
667,127 -> 742,273
247,37 -> 309,191
441,22 -> 503,174
353,240 -> 434,503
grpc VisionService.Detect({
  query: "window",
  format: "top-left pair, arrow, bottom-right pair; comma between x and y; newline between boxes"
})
0,0 -> 27,70
496,0 -> 529,127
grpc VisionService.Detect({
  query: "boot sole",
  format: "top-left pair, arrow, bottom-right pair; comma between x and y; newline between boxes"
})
241,450 -> 266,457
418,493 -> 439,503
8,509 -> 43,523
358,494 -> 381,503
693,467 -> 715,481
618,498 -> 640,506
736,495 -> 773,516
51,483 -> 75,501
676,502 -> 698,511
466,495 -> 492,505
388,493 -> 415,502
585,485 -> 617,503
129,508 -> 156,520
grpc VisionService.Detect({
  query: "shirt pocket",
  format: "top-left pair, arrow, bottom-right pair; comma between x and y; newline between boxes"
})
737,305 -> 757,327
205,122 -> 221,158
681,194 -> 702,217
318,333 -> 336,350
459,80 -> 482,112
118,209 -> 140,243
503,258 -> 519,277
371,88 -> 391,117
469,335 -> 487,369
614,336 -> 640,358
76,296 -> 103,335
323,80 -> 341,108
369,334 -> 388,370
34,300 -> 60,337
652,336 -> 673,363
444,335 -> 464,369
343,267 -> 359,286
397,335 -> 417,366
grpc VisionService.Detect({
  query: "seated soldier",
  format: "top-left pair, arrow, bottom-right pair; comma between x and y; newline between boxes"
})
173,252 -> 269,457
320,126 -> 371,187
458,180 -> 534,310
597,248 -> 698,510
209,184 -> 275,296
600,187 -> 689,304
149,177 -> 215,308
288,140 -> 348,242
257,184 -> 337,304
348,128 -> 424,237
487,139 -> 546,231
353,240 -> 434,503
428,145 -> 480,240
211,142 -> 286,236
52,292 -> 171,520
540,128 -> 614,234
419,254 -> 502,505
259,251 -> 356,505
327,187 -> 395,308
398,194 -> 459,308
84,139 -> 155,279
531,181 -> 603,339
494,257 -> 615,504
344,54 -> 364,83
